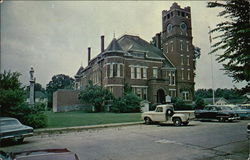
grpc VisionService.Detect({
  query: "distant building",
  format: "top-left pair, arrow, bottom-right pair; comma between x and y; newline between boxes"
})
203,97 -> 229,105
26,91 -> 48,106
75,3 -> 199,104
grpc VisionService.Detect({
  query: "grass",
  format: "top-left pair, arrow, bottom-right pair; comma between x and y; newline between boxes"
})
46,111 -> 141,128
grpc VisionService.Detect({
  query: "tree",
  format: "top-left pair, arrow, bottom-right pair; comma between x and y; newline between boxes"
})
207,0 -> 250,93
0,71 -> 47,128
195,97 -> 205,109
78,81 -> 113,112
46,74 -> 75,108
26,83 -> 46,93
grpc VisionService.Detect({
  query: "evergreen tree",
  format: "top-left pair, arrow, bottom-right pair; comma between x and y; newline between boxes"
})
207,0 -> 250,92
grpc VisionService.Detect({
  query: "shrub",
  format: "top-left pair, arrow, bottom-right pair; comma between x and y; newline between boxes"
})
111,93 -> 142,113
24,112 -> 48,128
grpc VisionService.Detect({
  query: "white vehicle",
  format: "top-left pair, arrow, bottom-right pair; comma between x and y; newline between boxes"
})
141,104 -> 195,126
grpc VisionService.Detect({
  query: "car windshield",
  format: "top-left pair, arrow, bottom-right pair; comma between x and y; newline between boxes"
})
0,119 -> 20,126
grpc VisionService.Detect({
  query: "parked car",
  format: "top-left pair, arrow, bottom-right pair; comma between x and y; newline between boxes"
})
0,148 -> 80,160
141,104 -> 195,126
222,105 -> 250,119
0,117 -> 33,143
195,105 -> 240,122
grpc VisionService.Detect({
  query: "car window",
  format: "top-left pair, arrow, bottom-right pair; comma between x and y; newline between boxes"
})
0,120 -> 20,126
156,107 -> 163,112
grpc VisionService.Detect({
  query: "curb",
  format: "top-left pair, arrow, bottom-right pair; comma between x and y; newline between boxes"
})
34,121 -> 144,136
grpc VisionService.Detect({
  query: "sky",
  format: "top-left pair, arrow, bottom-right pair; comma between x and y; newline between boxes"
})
1,1 -> 247,90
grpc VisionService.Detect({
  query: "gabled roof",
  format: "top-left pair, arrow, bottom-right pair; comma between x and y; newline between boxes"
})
117,35 -> 175,68
76,66 -> 84,76
105,38 -> 123,52
203,97 -> 229,104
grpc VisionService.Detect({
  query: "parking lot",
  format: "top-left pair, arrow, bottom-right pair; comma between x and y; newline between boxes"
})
1,120 -> 249,160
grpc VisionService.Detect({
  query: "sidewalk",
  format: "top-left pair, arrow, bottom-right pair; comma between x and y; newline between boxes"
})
34,121 -> 144,135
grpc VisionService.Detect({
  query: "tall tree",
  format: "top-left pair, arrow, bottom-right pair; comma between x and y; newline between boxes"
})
46,74 -> 75,108
207,0 -> 250,93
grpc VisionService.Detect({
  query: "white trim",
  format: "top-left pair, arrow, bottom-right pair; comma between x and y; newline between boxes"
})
131,85 -> 148,88
169,89 -> 176,91
126,58 -> 163,64
152,66 -> 158,69
129,65 -> 148,68
105,84 -> 124,87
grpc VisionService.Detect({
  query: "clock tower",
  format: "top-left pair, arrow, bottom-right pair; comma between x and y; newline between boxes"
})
162,3 -> 195,101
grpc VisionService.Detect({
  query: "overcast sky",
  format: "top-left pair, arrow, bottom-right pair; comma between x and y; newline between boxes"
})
1,1 -> 247,89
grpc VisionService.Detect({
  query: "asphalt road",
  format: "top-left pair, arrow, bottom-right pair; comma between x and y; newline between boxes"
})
1,120 -> 250,160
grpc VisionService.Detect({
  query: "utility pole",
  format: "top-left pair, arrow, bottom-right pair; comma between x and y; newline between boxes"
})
29,67 -> 35,106
208,26 -> 215,105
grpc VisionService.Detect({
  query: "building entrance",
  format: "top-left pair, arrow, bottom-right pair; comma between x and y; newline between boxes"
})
157,89 -> 165,104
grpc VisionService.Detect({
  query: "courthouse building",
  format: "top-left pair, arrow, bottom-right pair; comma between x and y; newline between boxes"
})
75,3 -> 200,104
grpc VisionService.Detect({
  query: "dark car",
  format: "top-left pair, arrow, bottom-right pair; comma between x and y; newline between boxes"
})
195,105 -> 240,122
0,148 -> 80,160
0,117 -> 33,143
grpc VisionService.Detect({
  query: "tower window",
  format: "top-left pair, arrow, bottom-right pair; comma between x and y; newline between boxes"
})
171,41 -> 174,52
187,56 -> 190,66
110,64 -> 113,77
181,12 -> 185,17
167,14 -> 170,19
178,11 -> 180,16
187,70 -> 190,80
181,68 -> 184,80
180,40 -> 183,51
186,41 -> 189,51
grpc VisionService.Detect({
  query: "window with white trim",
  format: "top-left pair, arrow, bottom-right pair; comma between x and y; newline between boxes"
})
117,64 -> 120,77
172,71 -> 175,85
180,40 -> 183,51
181,56 -> 184,65
182,91 -> 189,100
186,41 -> 189,51
187,56 -> 190,66
142,68 -> 147,79
110,64 -> 113,77
153,68 -> 158,78
136,67 -> 141,79
171,41 -> 174,52
187,70 -> 190,80
131,67 -> 135,79
181,69 -> 184,80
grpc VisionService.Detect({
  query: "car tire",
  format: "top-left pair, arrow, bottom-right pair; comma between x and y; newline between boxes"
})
17,138 -> 24,144
218,117 -> 225,122
144,117 -> 152,125
173,118 -> 182,126
183,122 -> 189,126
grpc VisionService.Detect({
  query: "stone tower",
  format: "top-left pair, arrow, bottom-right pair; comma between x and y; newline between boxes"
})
162,3 -> 195,101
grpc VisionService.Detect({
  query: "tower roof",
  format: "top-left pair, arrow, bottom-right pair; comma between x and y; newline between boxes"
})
75,66 -> 84,76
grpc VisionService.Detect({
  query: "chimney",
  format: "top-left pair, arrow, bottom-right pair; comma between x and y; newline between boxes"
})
156,33 -> 161,50
101,35 -> 104,52
88,47 -> 91,64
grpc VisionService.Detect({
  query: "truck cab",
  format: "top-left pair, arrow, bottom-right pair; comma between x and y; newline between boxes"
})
141,104 -> 195,126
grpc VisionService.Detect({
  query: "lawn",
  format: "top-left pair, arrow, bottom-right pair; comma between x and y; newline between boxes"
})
46,111 -> 142,128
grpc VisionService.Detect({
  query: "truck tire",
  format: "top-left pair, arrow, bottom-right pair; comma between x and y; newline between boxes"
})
173,118 -> 182,126
218,117 -> 225,122
144,117 -> 152,125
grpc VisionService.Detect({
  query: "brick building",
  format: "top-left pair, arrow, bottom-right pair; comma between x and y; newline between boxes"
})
75,3 -> 200,104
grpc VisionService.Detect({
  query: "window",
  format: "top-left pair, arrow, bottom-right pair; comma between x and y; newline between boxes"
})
120,64 -> 124,77
181,12 -> 185,17
131,67 -> 135,79
182,91 -> 189,100
113,64 -> 117,77
186,41 -> 189,51
136,67 -> 141,79
171,41 -> 174,52
153,68 -> 158,78
110,64 -> 113,77
180,40 -> 183,50
156,107 -> 163,112
172,71 -> 175,85
165,43 -> 168,53
187,56 -> 190,66
187,70 -> 190,80
142,68 -> 147,79
181,69 -> 184,80
117,64 -> 120,77
142,88 -> 147,100
178,11 -> 180,16
169,89 -> 176,97
181,56 -> 184,65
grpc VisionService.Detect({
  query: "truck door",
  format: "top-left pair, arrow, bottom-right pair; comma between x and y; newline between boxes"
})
152,107 -> 166,122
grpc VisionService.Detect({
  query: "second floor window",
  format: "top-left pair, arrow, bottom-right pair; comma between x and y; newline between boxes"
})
153,68 -> 158,78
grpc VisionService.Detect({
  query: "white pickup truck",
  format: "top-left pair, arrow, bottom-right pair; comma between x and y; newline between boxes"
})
141,104 -> 195,126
